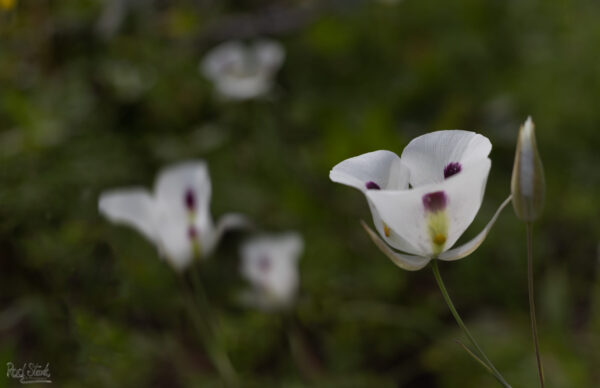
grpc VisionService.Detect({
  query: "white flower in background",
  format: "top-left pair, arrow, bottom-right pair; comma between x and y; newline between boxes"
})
330,131 -> 511,270
99,161 -> 248,271
200,39 -> 285,100
240,233 -> 303,310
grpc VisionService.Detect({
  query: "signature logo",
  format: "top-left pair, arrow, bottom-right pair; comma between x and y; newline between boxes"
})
6,362 -> 52,384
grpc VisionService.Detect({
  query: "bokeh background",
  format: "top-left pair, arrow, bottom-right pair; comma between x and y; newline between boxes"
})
1,0 -> 600,387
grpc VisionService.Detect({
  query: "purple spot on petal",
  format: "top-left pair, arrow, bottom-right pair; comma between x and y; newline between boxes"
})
184,188 -> 196,211
365,181 -> 381,190
258,256 -> 271,273
422,191 -> 447,213
444,162 -> 462,179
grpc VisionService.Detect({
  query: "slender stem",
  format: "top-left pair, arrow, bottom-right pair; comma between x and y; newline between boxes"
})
526,222 -> 545,387
454,339 -> 493,374
431,260 -> 511,388
285,312 -> 321,382
179,271 -> 238,386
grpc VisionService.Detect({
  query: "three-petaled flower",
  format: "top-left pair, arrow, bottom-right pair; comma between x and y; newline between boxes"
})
200,39 -> 285,101
330,130 -> 511,270
99,161 -> 248,271
240,232 -> 303,311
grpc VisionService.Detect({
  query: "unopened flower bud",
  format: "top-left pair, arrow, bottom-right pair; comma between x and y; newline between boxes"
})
511,117 -> 545,222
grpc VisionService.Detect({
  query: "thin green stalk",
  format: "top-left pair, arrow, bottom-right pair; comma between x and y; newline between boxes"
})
179,272 -> 238,386
285,312 -> 322,383
431,260 -> 511,388
526,223 -> 545,387
454,339 -> 493,374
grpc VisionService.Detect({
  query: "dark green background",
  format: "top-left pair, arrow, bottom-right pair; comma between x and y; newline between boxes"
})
1,0 -> 599,386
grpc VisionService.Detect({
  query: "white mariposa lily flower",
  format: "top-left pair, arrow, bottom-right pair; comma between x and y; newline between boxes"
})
240,232 -> 303,311
99,161 -> 249,271
200,39 -> 285,100
330,130 -> 511,270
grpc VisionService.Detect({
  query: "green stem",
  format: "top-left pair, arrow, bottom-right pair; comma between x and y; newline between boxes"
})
526,223 -> 545,387
285,312 -> 321,383
179,271 -> 238,387
431,260 -> 511,388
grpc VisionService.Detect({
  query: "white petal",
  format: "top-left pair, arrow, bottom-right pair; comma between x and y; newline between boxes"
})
204,213 -> 252,255
367,201 -> 421,255
361,221 -> 431,271
254,40 -> 285,71
200,41 -> 245,80
214,75 -> 271,100
401,130 -> 491,187
438,195 -> 512,261
154,160 -> 211,219
154,208 -> 194,271
329,150 -> 408,192
98,189 -> 157,243
153,161 -> 212,269
240,233 -> 303,304
366,159 -> 491,256
330,151 -> 416,253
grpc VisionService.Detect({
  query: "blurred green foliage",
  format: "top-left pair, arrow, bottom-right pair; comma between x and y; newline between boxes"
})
1,0 -> 599,387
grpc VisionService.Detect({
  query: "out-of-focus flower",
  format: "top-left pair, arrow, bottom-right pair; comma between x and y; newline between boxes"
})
240,232 -> 303,310
99,161 -> 248,270
511,116 -> 545,222
0,0 -> 16,11
330,131 -> 511,270
200,40 -> 285,100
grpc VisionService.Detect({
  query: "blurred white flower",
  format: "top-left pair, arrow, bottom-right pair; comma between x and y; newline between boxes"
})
330,130 -> 511,270
240,232 -> 303,310
99,161 -> 248,271
200,39 -> 285,100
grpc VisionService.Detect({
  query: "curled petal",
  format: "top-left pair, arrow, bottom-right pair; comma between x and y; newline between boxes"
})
98,189 -> 157,243
438,195 -> 512,261
329,150 -> 408,192
361,221 -> 431,271
205,213 -> 253,255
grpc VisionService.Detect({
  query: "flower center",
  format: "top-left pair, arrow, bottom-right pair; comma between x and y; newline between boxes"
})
365,181 -> 381,190
423,191 -> 449,256
444,162 -> 462,179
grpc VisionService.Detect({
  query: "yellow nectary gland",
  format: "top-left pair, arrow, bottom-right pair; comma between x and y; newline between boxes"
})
383,223 -> 391,237
427,212 -> 448,256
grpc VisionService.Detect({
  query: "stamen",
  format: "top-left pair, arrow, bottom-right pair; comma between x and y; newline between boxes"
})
444,162 -> 462,179
383,223 -> 391,237
184,188 -> 196,211
422,191 -> 448,213
365,181 -> 381,190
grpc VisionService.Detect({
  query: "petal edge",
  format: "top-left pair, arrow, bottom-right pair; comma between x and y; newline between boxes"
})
361,220 -> 431,271
437,195 -> 512,261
